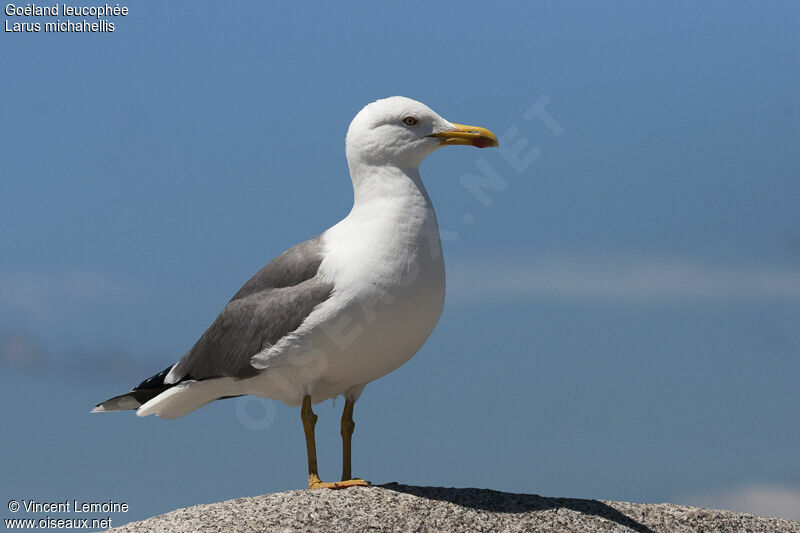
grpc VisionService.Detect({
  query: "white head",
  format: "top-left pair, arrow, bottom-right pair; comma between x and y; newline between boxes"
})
345,96 -> 498,169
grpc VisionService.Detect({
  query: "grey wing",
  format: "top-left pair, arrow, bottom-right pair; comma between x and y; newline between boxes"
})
166,235 -> 333,383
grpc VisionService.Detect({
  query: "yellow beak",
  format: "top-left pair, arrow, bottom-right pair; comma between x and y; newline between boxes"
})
430,123 -> 499,148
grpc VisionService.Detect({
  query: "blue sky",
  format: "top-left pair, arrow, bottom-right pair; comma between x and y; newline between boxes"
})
2,0 -> 799,526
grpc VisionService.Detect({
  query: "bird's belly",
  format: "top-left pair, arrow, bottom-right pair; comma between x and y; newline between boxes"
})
323,270 -> 445,387
246,199 -> 447,405
245,255 -> 445,406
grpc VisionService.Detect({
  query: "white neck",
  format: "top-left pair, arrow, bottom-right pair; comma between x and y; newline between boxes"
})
320,160 -> 444,290
347,160 -> 433,211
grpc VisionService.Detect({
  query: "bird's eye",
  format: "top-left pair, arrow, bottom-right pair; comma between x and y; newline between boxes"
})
403,116 -> 418,126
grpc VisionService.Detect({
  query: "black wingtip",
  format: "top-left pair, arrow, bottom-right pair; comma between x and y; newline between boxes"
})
135,365 -> 174,390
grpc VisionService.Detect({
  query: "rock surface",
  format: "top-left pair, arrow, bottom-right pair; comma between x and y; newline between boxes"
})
109,483 -> 800,533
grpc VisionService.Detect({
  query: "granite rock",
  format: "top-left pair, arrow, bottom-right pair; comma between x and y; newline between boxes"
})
109,483 -> 800,533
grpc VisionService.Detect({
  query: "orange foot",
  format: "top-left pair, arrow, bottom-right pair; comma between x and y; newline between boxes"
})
308,475 -> 370,490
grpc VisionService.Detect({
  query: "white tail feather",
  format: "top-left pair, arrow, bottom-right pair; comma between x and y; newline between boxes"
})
136,378 -> 239,420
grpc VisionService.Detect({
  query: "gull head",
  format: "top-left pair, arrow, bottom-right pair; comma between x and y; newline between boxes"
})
345,96 -> 498,168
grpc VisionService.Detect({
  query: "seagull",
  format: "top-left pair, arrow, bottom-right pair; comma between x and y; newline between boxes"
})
92,96 -> 498,489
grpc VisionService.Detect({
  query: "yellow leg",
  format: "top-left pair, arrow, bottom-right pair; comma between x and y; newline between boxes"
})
341,399 -> 355,481
300,395 -> 369,490
301,395 -> 322,487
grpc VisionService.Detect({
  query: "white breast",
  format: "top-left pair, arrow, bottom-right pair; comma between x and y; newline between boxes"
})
246,166 -> 446,406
